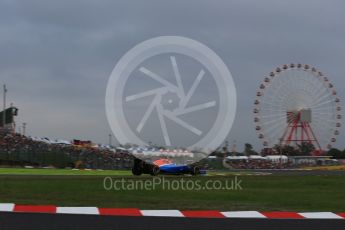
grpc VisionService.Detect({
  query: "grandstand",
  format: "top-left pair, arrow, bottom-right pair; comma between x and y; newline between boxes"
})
0,132 -> 133,169
0,90 -> 133,170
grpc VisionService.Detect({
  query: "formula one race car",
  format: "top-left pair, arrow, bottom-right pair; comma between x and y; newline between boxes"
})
131,158 -> 201,176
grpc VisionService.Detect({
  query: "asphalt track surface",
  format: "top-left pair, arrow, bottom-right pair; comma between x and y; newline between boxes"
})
0,212 -> 345,230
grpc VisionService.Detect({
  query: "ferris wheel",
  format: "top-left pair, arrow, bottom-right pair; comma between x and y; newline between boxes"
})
254,64 -> 342,150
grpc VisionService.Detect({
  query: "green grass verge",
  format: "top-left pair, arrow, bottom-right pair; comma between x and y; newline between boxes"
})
0,168 -> 131,176
0,168 -> 344,211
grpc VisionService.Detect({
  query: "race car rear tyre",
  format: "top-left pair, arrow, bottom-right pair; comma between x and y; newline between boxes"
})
191,166 -> 200,176
150,165 -> 160,176
132,166 -> 143,176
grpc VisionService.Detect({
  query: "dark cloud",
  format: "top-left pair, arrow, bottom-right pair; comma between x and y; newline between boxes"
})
1,0 -> 344,150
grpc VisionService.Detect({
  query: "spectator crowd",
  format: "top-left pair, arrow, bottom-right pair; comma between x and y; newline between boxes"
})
0,132 -> 133,169
225,159 -> 293,169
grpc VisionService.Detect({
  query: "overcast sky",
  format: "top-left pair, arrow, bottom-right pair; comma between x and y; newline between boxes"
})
1,0 -> 344,151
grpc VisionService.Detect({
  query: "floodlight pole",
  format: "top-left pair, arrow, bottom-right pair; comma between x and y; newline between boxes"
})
2,84 -> 7,128
108,133 -> 112,147
22,122 -> 27,136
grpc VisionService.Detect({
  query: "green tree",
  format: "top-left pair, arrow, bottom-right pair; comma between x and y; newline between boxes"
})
297,142 -> 315,155
244,143 -> 258,156
328,148 -> 345,159
274,145 -> 297,156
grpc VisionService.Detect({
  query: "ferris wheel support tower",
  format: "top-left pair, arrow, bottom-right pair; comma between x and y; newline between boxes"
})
280,109 -> 321,149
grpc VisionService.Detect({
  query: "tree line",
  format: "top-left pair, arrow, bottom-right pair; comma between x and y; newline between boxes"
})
211,142 -> 345,159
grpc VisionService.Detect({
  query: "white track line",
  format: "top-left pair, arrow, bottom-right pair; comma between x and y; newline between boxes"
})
56,207 -> 100,215
221,211 -> 267,218
141,210 -> 184,217
299,212 -> 343,219
0,203 -> 15,212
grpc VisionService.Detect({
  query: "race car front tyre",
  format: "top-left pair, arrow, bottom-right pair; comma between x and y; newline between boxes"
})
150,165 -> 160,176
191,166 -> 200,176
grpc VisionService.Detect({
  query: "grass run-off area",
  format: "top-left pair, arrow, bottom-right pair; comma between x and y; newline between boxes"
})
0,168 -> 131,176
0,168 -> 344,212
